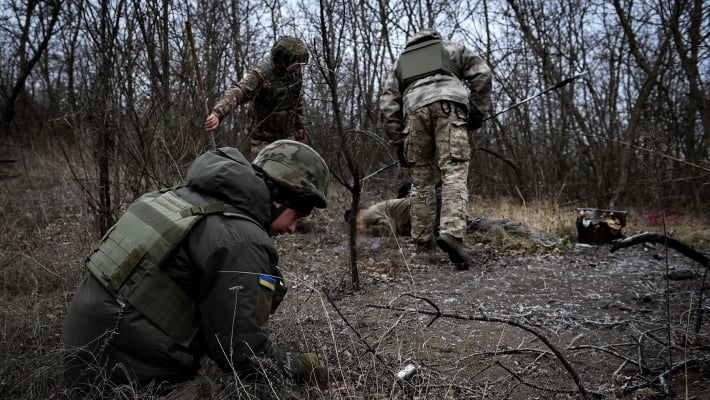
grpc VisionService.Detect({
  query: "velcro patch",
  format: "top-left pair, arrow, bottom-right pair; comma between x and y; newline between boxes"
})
259,274 -> 276,290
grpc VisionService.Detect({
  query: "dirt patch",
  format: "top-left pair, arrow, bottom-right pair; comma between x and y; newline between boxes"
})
2,175 -> 709,399
269,196 -> 710,399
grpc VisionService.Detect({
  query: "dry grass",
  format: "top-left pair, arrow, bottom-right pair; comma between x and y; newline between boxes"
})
2,153 -> 709,399
470,196 -> 710,248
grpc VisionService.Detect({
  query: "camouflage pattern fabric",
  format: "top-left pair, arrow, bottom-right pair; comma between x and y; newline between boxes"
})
380,29 -> 492,146
363,198 -> 411,237
252,140 -> 330,209
271,36 -> 309,68
210,58 -> 306,145
380,28 -> 492,246
405,101 -> 470,243
250,138 -> 274,160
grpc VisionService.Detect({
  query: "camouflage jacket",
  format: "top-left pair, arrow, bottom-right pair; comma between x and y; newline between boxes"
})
379,31 -> 492,145
364,198 -> 411,237
212,59 -> 306,136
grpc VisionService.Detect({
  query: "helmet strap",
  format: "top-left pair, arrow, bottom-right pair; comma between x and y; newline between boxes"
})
263,178 -> 304,222
270,202 -> 289,222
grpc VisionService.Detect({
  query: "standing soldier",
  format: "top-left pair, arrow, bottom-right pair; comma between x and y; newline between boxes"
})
380,28 -> 492,269
61,141 -> 329,396
203,37 -> 310,159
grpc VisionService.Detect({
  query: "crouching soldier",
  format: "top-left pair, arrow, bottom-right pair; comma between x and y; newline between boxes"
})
345,183 -> 441,239
61,140 -> 329,396
346,199 -> 412,238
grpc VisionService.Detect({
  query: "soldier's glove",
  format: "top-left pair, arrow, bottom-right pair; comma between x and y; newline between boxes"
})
468,115 -> 483,131
395,142 -> 408,167
299,352 -> 327,388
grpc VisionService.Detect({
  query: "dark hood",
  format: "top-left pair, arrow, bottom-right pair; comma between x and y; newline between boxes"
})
185,147 -> 271,229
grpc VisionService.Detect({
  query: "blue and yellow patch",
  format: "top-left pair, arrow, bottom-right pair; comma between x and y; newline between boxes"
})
258,274 -> 276,290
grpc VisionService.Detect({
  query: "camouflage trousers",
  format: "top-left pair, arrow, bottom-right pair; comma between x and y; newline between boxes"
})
403,101 -> 471,244
248,132 -> 299,161
244,124 -> 290,160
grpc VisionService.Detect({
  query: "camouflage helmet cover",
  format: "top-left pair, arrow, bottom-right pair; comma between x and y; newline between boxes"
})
253,140 -> 329,209
271,36 -> 309,67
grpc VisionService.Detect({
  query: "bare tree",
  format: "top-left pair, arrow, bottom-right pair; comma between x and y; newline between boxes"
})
607,0 -> 672,207
310,0 -> 364,290
664,0 -> 709,165
0,0 -> 61,137
1,0 -> 707,230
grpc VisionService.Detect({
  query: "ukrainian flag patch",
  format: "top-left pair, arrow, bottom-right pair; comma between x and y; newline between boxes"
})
258,274 -> 276,290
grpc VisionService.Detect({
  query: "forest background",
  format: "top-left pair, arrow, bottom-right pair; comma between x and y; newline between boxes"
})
2,0 -> 708,231
1,0 -> 709,398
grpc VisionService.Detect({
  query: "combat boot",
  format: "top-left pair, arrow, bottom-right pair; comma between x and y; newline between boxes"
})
436,233 -> 470,270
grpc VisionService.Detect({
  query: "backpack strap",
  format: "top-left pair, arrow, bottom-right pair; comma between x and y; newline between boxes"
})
180,202 -> 262,229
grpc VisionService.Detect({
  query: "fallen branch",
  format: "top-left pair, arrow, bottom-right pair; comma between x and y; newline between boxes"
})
610,232 -> 709,332
367,300 -> 593,398
322,288 -> 401,385
610,232 -> 709,269
495,360 -> 584,397
566,344 -> 641,369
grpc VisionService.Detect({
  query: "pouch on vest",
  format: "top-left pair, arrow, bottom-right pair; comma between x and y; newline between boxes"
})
85,191 -> 203,346
398,39 -> 457,86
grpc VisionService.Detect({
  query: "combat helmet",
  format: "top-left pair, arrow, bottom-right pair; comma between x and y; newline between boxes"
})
271,36 -> 309,69
253,140 -> 329,214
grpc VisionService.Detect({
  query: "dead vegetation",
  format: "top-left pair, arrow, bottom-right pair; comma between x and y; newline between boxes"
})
1,158 -> 709,400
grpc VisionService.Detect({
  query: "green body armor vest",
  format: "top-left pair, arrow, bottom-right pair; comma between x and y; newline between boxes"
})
398,39 -> 458,87
85,190 -> 258,346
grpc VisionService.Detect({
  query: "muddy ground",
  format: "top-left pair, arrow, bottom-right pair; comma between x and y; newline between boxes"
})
267,191 -> 710,400
2,174 -> 709,399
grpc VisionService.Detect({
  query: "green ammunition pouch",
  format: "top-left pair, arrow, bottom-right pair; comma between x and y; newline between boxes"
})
397,39 -> 458,87
85,190 -> 258,346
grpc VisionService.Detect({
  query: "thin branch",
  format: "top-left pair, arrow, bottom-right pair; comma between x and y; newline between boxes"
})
610,232 -> 710,269
367,300 -> 589,398
322,287 -> 402,388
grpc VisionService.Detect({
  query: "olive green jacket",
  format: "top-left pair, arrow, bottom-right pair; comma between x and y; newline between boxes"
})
61,147 -> 305,387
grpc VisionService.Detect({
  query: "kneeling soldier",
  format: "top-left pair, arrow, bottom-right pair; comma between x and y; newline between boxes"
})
61,140 -> 329,394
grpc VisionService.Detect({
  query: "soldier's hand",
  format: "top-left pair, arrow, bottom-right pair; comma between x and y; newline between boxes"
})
295,128 -> 308,143
203,113 -> 220,132
299,352 -> 327,388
